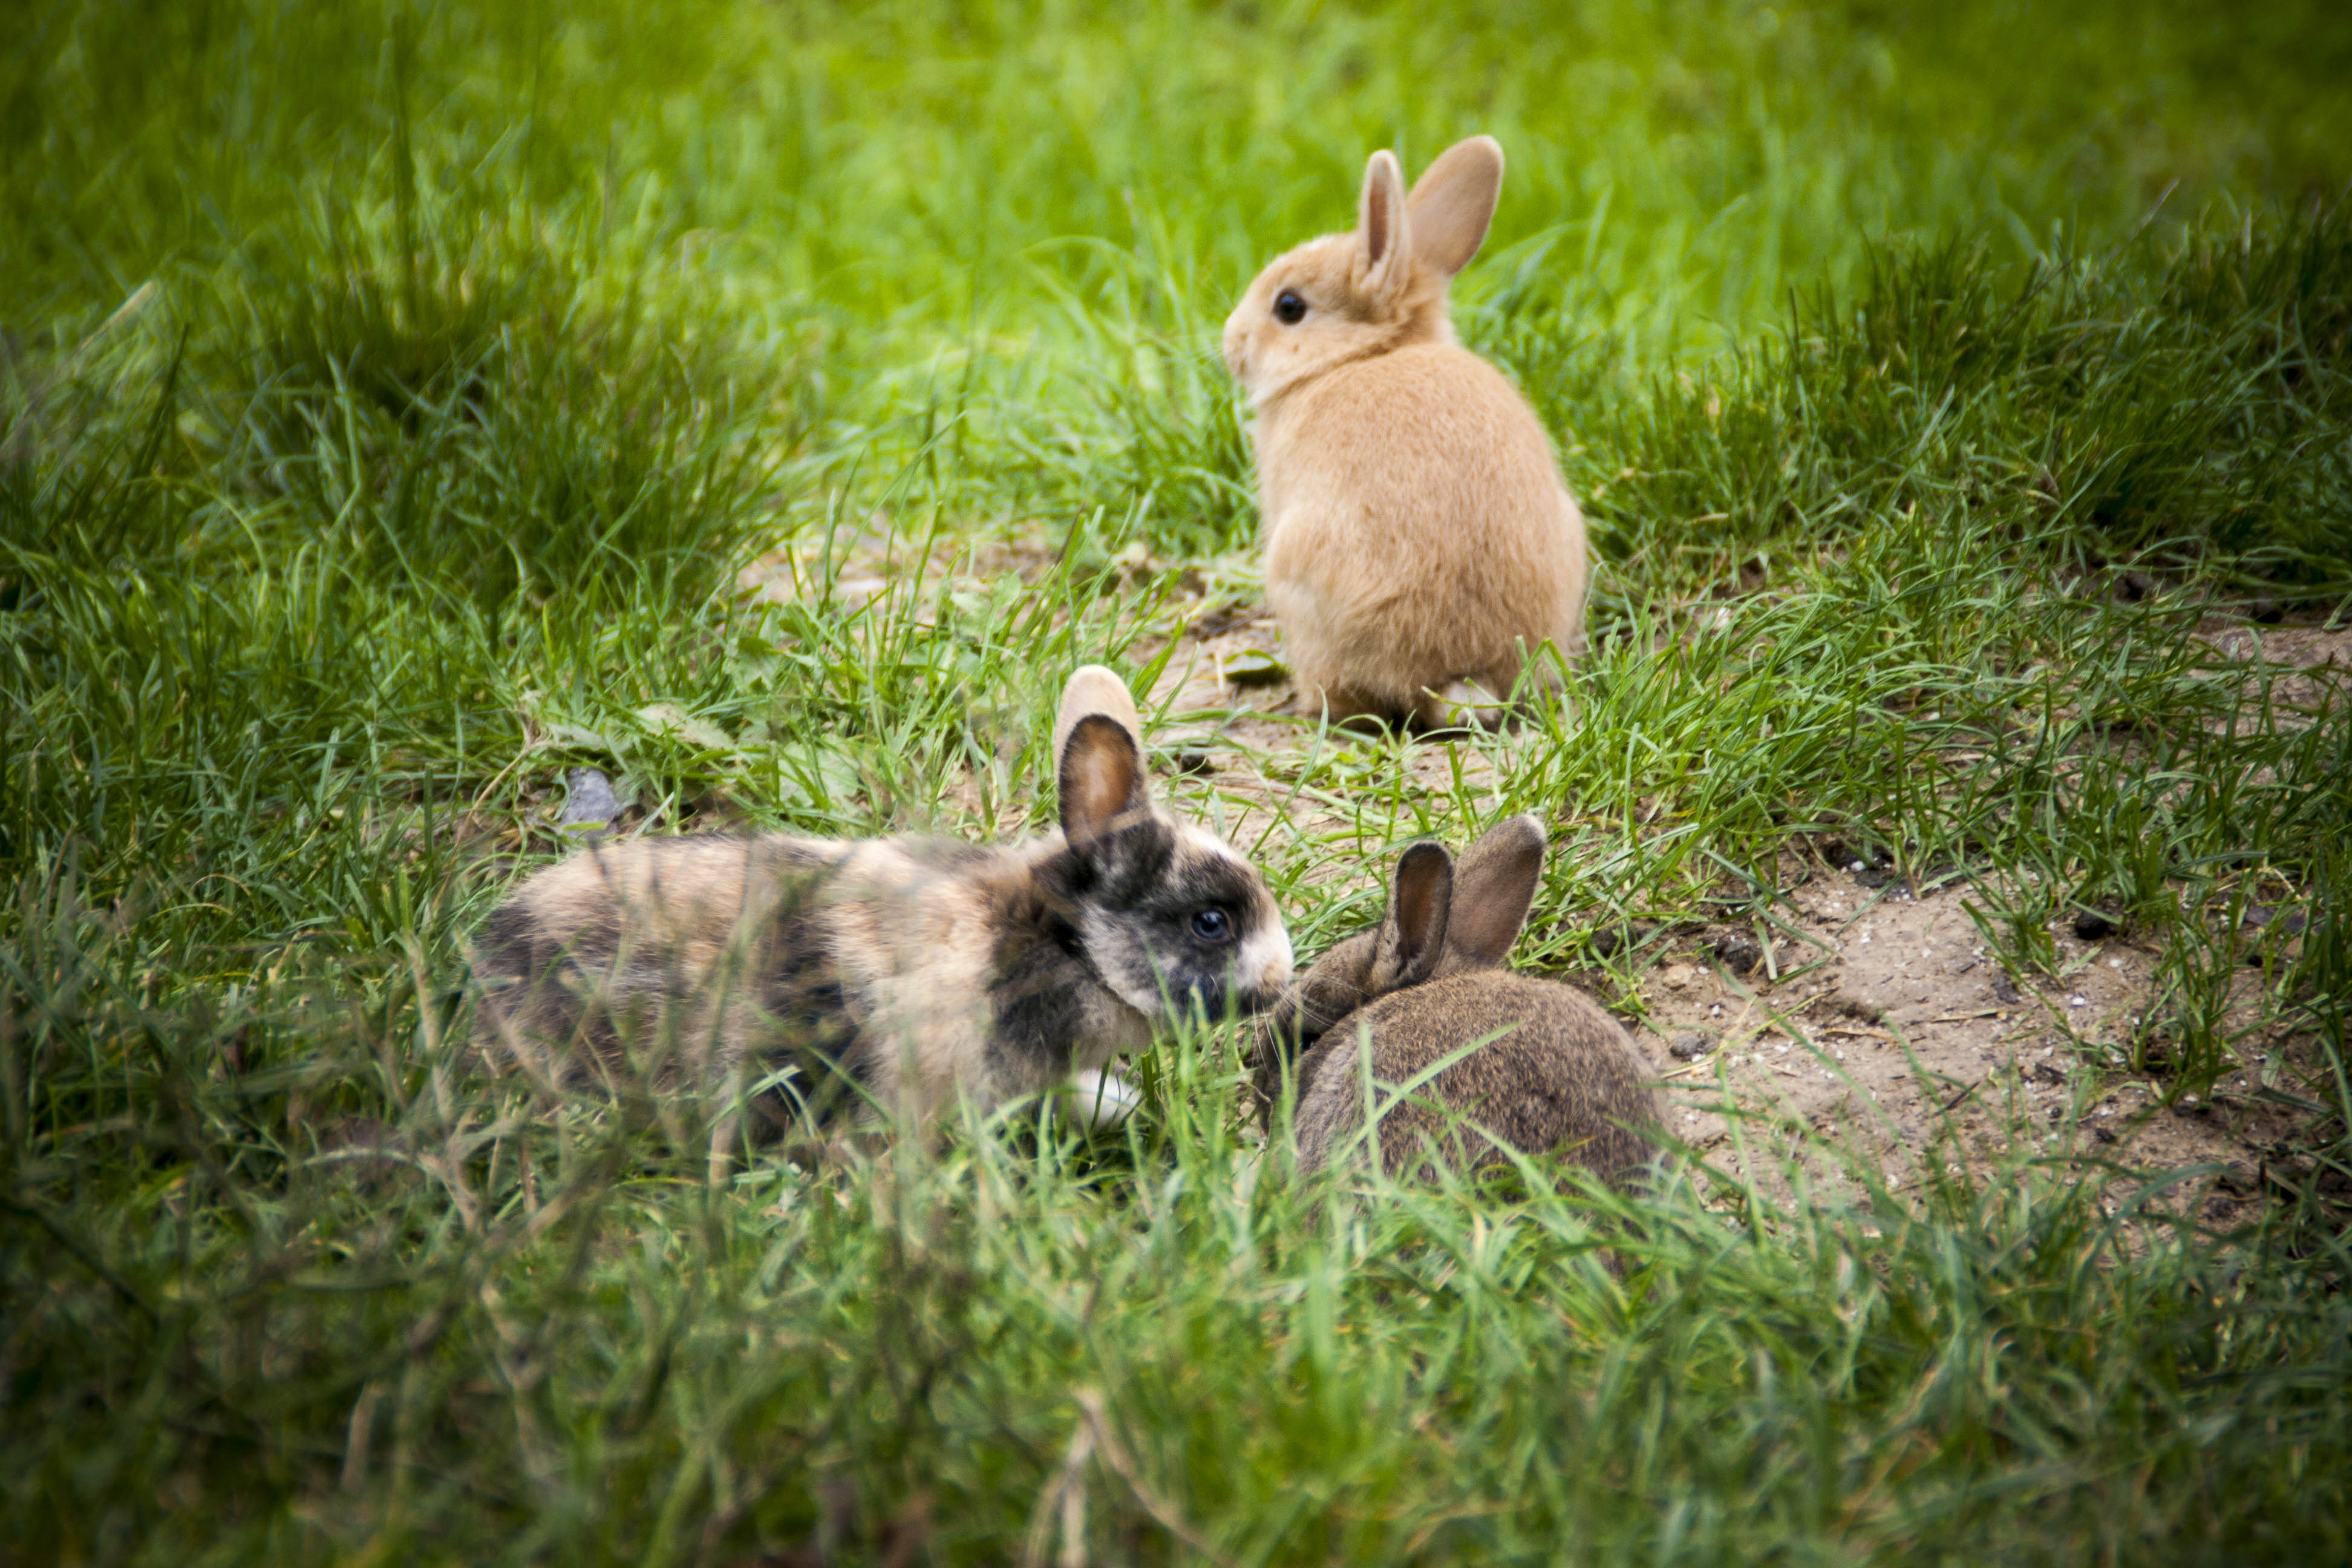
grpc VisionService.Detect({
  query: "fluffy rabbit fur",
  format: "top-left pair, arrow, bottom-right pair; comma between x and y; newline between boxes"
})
1251,815 -> 1660,1187
1224,136 -> 1588,728
472,667 -> 1294,1142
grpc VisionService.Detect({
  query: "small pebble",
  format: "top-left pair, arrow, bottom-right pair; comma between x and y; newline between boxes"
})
558,767 -> 625,840
1710,933 -> 1763,974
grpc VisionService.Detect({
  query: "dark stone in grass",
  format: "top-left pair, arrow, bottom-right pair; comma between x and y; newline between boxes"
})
2249,597 -> 2284,625
1188,601 -> 1253,640
1670,1031 -> 1716,1060
1852,865 -> 1896,889
1710,932 -> 1763,975
2071,910 -> 2117,941
2091,1125 -> 2118,1145
560,766 -> 624,841
1992,975 -> 2023,1005
1223,648 -> 1290,687
1589,923 -> 1651,961
1172,751 -> 1216,777
2242,904 -> 2308,964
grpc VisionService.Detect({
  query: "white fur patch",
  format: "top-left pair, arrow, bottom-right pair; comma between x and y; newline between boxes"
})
1180,826 -> 1295,993
1067,1067 -> 1143,1130
1238,920 -> 1295,995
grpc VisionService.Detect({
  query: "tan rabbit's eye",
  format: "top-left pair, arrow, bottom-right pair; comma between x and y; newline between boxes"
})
1272,289 -> 1307,325
1189,908 -> 1235,942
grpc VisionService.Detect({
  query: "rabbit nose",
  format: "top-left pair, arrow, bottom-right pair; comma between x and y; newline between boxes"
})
1252,929 -> 1295,995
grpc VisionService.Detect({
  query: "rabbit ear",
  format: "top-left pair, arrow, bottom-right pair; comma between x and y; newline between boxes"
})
1056,664 -> 1151,849
1357,149 -> 1411,298
1371,841 -> 1452,991
1439,813 -> 1546,972
1405,136 -> 1503,279
1053,664 -> 1143,760
1058,714 -> 1150,851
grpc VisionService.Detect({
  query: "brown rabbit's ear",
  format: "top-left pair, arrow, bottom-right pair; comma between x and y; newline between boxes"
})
1405,136 -> 1504,279
1370,841 -> 1452,992
1357,149 -> 1411,299
1438,813 -> 1546,973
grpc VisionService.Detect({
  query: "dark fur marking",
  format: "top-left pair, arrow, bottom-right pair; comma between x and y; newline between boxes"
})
985,881 -> 1107,1083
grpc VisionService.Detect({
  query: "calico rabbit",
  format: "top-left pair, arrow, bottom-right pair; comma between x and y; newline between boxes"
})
473,666 -> 1294,1144
1223,136 -> 1588,728
1252,815 -> 1659,1187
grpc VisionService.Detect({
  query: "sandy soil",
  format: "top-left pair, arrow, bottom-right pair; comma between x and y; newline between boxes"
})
1140,599 -> 2345,1214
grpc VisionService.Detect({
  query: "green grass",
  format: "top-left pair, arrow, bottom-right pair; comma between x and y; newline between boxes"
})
5,1 -> 2352,1561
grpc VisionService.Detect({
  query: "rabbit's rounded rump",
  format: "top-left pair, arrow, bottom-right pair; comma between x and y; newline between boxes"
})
1253,815 -> 1662,1191
1258,344 -> 1584,719
1292,972 -> 1661,1186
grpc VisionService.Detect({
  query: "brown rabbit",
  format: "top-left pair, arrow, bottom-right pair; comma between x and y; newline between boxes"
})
1251,815 -> 1660,1187
1223,136 -> 1588,728
472,667 -> 1294,1147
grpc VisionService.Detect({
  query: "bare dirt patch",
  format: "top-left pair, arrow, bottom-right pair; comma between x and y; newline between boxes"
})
1142,598 -> 2340,1211
1620,866 -> 2325,1215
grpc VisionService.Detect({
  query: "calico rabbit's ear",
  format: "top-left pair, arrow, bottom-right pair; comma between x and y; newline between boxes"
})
1054,666 -> 1152,851
1054,665 -> 1151,849
1370,840 -> 1453,992
1438,813 -> 1545,974
1053,664 -> 1144,759
1058,715 -> 1150,849
1405,136 -> 1503,279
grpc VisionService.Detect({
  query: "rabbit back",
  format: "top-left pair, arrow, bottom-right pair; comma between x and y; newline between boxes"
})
1258,344 -> 1586,722
472,665 -> 1294,1139
471,832 -> 1047,1130
1290,971 -> 1659,1186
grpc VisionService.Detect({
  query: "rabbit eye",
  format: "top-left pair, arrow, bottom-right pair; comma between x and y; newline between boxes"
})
1272,290 -> 1307,325
1189,908 -> 1234,942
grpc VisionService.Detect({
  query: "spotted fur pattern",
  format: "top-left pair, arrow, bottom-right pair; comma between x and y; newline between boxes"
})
472,668 -> 1293,1138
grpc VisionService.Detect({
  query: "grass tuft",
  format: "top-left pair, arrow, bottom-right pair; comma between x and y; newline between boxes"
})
5,1 -> 2352,1561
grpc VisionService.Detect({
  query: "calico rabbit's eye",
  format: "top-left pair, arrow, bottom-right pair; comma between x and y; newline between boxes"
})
1272,290 -> 1307,325
1189,907 -> 1235,942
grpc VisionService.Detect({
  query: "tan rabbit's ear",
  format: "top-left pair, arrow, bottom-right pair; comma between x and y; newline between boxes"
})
1405,136 -> 1504,279
1370,841 -> 1452,991
1357,149 -> 1411,299
1438,813 -> 1545,973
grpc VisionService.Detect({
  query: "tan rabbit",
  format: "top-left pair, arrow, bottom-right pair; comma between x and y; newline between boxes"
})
1250,815 -> 1660,1187
1223,137 -> 1588,728
472,667 -> 1295,1145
